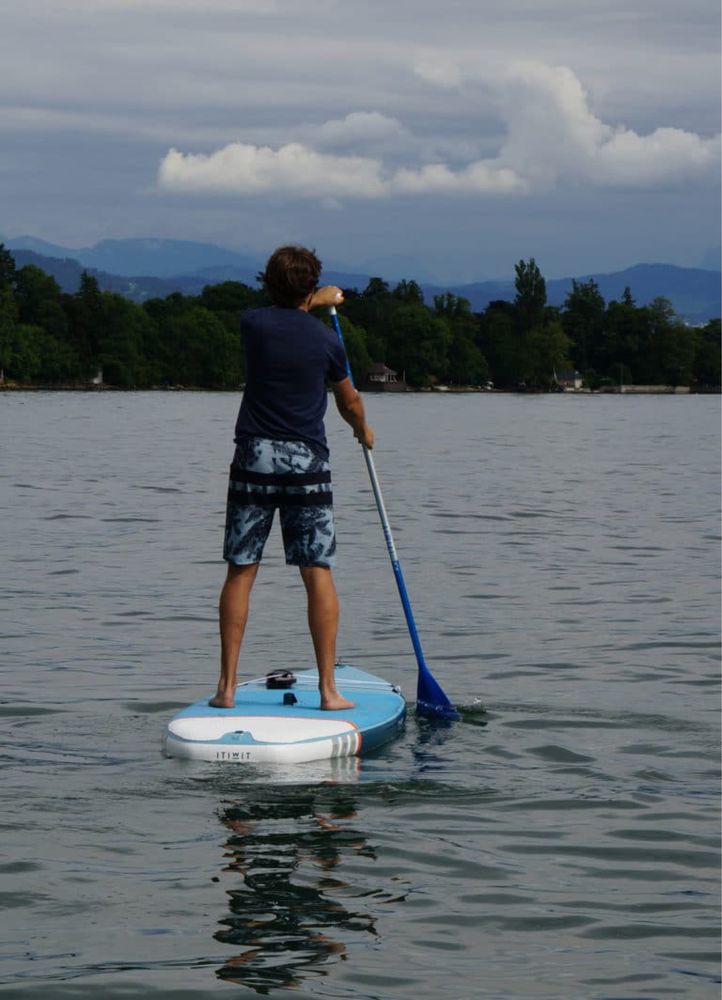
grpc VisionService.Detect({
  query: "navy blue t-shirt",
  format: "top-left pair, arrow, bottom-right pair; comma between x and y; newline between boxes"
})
234,307 -> 349,457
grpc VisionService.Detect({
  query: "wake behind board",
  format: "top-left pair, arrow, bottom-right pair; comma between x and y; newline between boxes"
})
163,663 -> 406,764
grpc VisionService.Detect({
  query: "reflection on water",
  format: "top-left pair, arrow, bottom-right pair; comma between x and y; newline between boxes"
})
214,786 -> 377,993
210,715 -> 486,993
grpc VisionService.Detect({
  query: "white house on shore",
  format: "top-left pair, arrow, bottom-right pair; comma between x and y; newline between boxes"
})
367,362 -> 398,385
555,369 -> 584,391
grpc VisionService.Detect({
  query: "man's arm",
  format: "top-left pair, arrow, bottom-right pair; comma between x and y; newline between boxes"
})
331,378 -> 375,449
308,285 -> 344,310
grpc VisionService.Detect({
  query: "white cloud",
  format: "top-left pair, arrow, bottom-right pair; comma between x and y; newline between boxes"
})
313,112 -> 408,149
158,143 -> 388,198
496,62 -> 720,188
158,63 -> 719,202
390,162 -> 526,195
413,55 -> 463,89
158,141 -> 525,199
591,127 -> 719,185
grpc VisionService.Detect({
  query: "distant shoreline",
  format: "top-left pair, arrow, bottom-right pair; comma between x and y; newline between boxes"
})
1,384 -> 718,395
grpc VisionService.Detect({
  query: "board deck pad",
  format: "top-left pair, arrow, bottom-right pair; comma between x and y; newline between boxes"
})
163,664 -> 406,763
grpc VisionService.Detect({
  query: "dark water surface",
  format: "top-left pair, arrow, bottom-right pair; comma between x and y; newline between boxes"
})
1,391 -> 720,999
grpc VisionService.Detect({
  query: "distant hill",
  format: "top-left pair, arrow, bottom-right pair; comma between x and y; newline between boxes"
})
7,250 -> 379,305
5,238 -> 720,323
7,236 -> 259,279
423,264 -> 721,325
9,249 -> 189,300
6,235 -> 81,259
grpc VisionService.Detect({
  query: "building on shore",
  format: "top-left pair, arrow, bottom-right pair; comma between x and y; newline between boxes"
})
366,363 -> 407,391
554,369 -> 584,391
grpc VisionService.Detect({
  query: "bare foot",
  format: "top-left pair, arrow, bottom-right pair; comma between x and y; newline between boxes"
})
209,691 -> 236,708
320,692 -> 355,711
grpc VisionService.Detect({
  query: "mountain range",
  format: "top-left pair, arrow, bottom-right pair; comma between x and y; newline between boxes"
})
4,236 -> 720,324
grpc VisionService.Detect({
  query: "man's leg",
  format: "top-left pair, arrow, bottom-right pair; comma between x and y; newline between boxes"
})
299,566 -> 354,711
210,562 -> 260,708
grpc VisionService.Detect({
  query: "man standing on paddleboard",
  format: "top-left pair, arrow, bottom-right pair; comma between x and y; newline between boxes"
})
210,245 -> 374,711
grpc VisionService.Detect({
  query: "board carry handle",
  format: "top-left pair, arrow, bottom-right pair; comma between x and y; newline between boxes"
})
329,306 -> 459,720
265,669 -> 296,689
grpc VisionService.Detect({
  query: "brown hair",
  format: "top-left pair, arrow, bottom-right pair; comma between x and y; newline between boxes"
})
263,245 -> 322,307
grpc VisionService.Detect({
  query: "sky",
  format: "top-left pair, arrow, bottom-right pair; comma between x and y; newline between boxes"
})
0,0 -> 719,283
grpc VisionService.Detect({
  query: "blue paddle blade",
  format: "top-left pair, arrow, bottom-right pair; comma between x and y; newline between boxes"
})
416,699 -> 460,721
416,663 -> 460,720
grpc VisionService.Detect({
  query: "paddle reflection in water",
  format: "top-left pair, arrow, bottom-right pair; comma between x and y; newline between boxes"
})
213,780 -> 380,993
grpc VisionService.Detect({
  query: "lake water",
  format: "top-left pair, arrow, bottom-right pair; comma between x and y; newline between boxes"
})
1,391 -> 720,999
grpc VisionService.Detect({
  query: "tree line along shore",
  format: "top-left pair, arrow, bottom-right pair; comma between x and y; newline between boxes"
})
0,245 -> 719,393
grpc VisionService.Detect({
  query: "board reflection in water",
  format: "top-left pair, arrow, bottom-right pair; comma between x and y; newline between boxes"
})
214,781 -> 379,992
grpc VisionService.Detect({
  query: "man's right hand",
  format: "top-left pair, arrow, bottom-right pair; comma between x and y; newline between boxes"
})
355,423 -> 375,449
332,378 -> 374,448
310,285 -> 344,308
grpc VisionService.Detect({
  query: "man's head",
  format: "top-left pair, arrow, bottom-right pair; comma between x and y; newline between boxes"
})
263,245 -> 322,308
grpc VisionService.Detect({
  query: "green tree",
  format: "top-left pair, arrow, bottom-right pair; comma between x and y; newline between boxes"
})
446,326 -> 489,385
434,293 -> 489,384
143,293 -> 192,384
384,302 -> 450,386
16,265 -> 69,341
692,319 -> 721,387
362,277 -> 390,298
42,335 -> 80,383
98,292 -> 160,386
330,315 -> 370,385
524,321 -> 573,386
646,298 -> 695,386
0,286 -> 19,379
60,271 -> 105,376
200,281 -> 266,317
605,291 -> 646,382
342,278 -> 393,364
563,278 -> 606,372
154,301 -> 242,387
392,279 -> 424,304
0,324 -> 44,382
0,244 -> 17,290
433,292 -> 471,318
478,301 -> 521,388
514,258 -> 546,332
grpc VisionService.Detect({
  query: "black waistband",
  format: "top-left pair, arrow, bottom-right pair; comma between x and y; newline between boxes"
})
230,465 -> 332,487
227,487 -> 333,508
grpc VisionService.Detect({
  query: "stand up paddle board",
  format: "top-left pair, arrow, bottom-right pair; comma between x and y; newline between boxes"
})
163,663 -> 405,764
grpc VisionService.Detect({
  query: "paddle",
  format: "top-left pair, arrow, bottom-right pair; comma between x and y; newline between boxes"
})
329,307 -> 459,720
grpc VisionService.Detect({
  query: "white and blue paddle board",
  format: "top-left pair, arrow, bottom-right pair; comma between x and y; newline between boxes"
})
163,663 -> 405,764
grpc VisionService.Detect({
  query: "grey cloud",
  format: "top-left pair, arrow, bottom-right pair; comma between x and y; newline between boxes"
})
2,1 -> 718,127
158,63 -> 719,200
0,0 -> 719,279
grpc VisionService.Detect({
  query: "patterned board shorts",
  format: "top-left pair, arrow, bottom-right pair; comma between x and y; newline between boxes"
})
223,437 -> 336,567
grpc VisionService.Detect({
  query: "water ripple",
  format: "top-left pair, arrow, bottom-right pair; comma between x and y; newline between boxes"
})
1,391 -> 719,999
